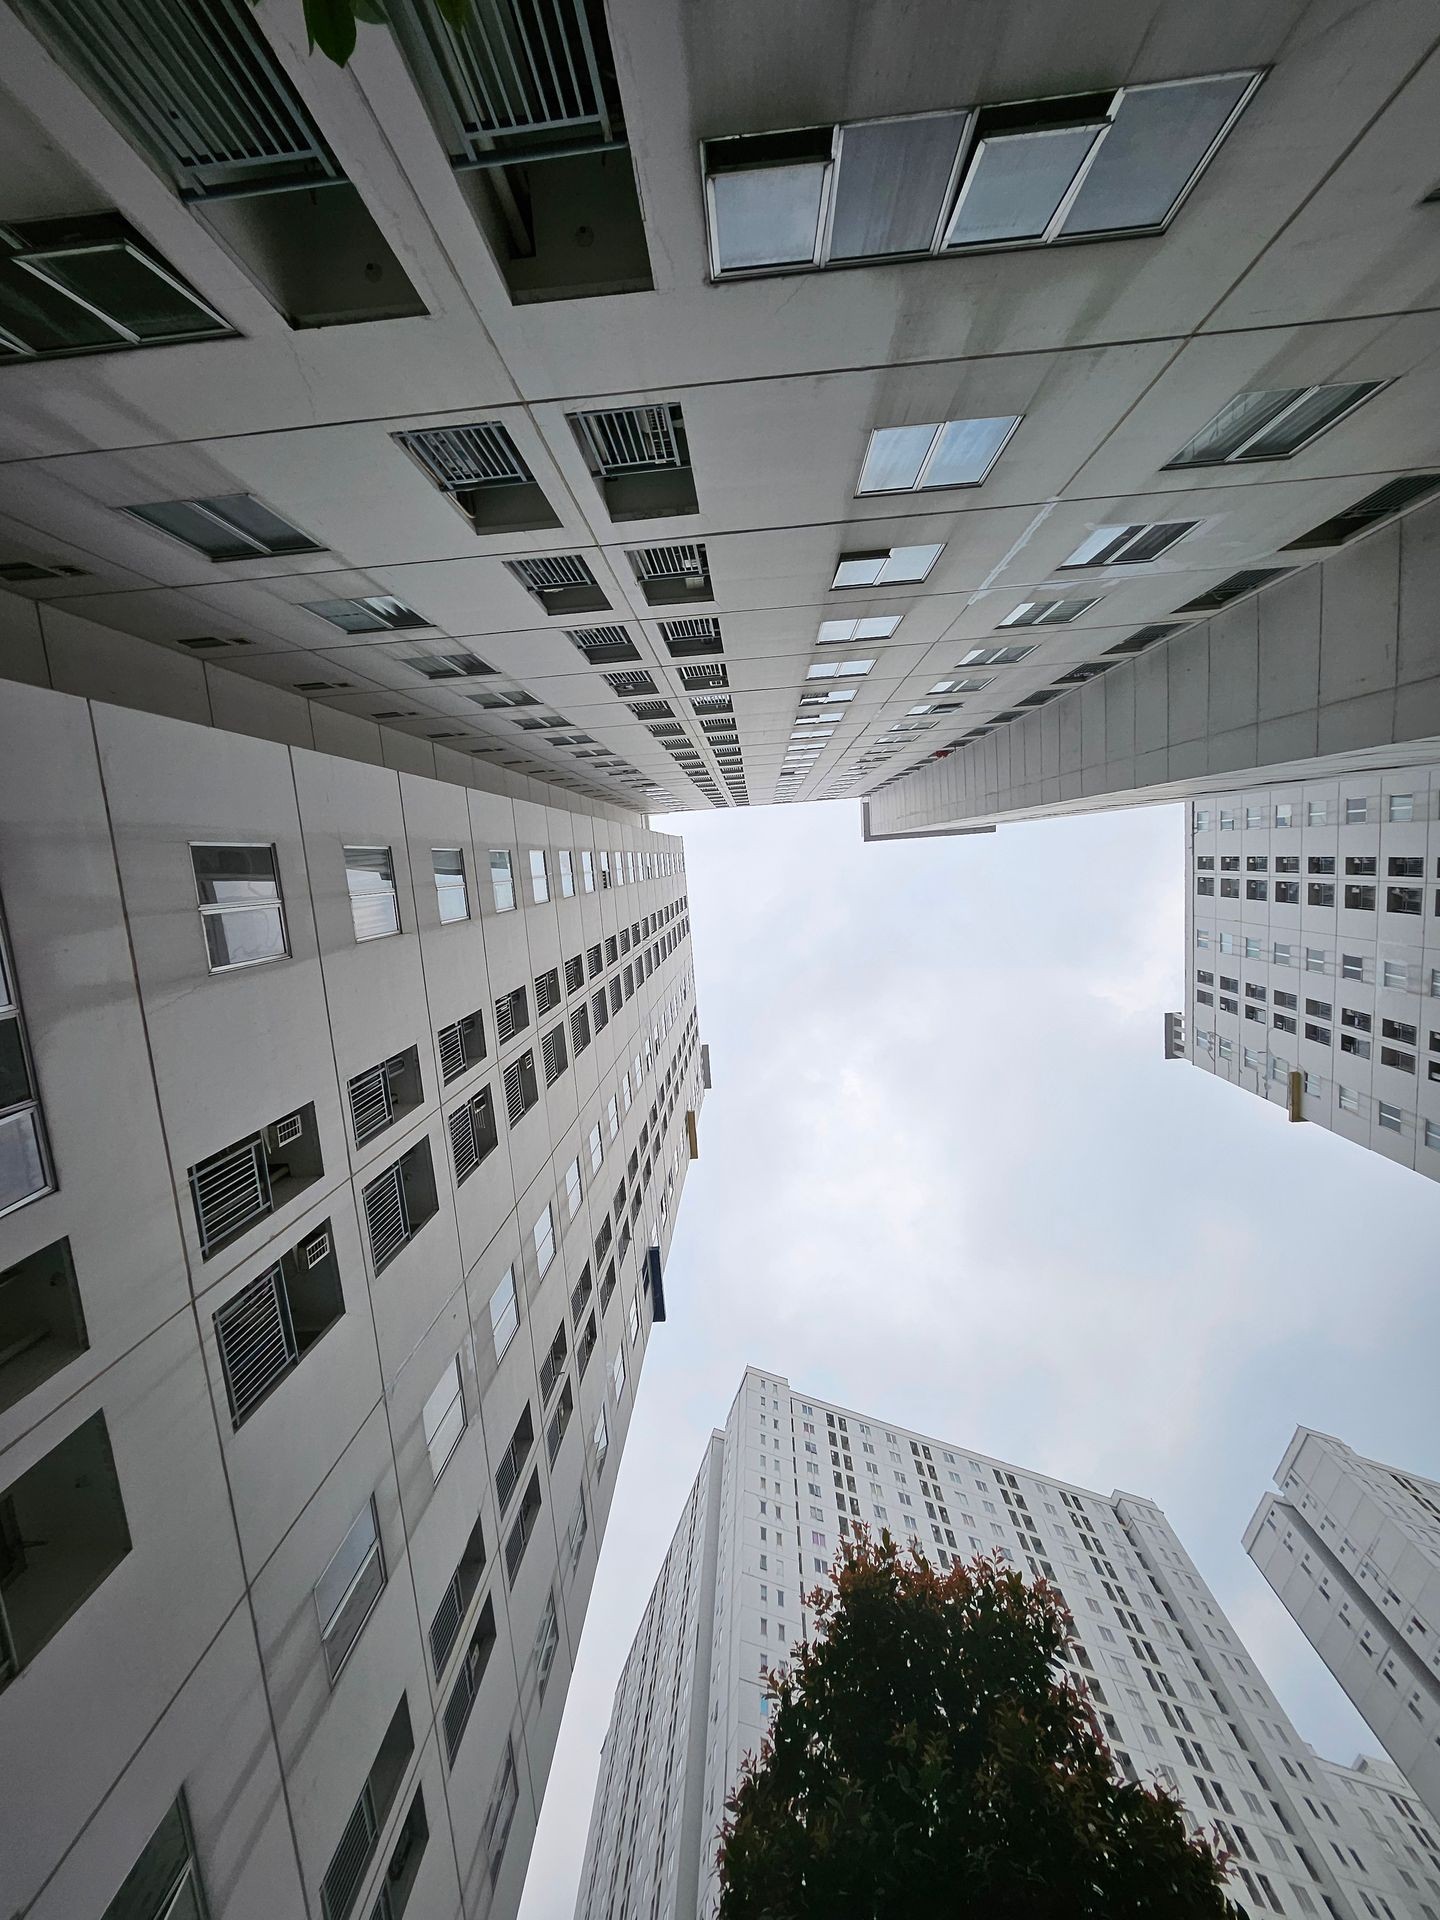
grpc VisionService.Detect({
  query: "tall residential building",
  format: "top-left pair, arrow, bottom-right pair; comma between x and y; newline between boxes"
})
577,1370 -> 1440,1920
1164,768 -> 1440,1181
0,0 -> 1438,826
1246,1430 -> 1440,1832
0,673 -> 707,1920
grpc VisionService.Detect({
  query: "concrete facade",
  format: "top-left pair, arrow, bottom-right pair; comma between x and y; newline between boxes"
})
0,677 -> 706,1920
1167,767 -> 1440,1179
1,0 -> 1438,822
1247,1431 -> 1440,1833
577,1369 -> 1440,1920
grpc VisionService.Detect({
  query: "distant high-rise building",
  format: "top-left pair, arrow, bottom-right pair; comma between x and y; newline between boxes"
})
1247,1429 -> 1440,1831
577,1369 -> 1440,1920
0,674 -> 706,1920
1164,768 -> 1440,1181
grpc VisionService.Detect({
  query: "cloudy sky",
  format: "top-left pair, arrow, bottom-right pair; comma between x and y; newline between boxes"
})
518,796 -> 1440,1920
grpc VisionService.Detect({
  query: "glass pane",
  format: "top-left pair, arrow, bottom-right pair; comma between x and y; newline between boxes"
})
816,619 -> 859,643
832,557 -> 886,588
203,906 -> 287,970
0,256 -> 127,353
423,1358 -> 463,1447
428,1394 -> 465,1479
1061,74 -> 1256,236
854,616 -> 902,640
201,494 -> 316,555
99,1800 -> 193,1920
710,162 -> 828,270
946,126 -> 1101,246
350,893 -> 400,940
346,847 -> 395,887
857,425 -> 938,494
876,544 -> 942,583
0,1010 -> 35,1113
435,880 -> 468,924
0,1107 -> 47,1213
23,245 -> 226,341
306,598 -> 381,633
193,844 -> 279,906
829,113 -> 968,258
490,1271 -> 519,1357
1167,388 -> 1303,467
127,499 -> 250,559
923,416 -> 1020,487
432,847 -> 463,877
490,851 -> 516,911
315,1502 -> 380,1634
1245,382 -> 1384,459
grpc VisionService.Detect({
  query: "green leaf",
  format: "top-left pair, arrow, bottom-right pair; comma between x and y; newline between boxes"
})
304,0 -> 358,64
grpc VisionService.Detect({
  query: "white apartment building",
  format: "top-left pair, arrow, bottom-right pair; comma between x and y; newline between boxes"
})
0,0 -> 1438,825
1247,1430 -> 1440,1833
1165,768 -> 1440,1179
0,672 -> 707,1920
576,1369 -> 1440,1920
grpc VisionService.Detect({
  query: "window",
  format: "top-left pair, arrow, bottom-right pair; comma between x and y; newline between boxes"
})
1061,522 -> 1195,567
832,543 -> 942,587
529,849 -> 550,903
0,1237 -> 86,1414
429,1511 -> 487,1676
580,849 -> 596,892
432,848 -> 468,922
702,77 -> 1260,277
1388,793 -> 1415,822
489,1267 -> 519,1360
564,1156 -> 583,1218
857,417 -> 1021,493
495,1405 -> 535,1514
817,615 -> 902,644
437,1008 -> 485,1084
587,1122 -> 604,1174
348,1047 -> 423,1148
541,1023 -> 569,1086
448,1085 -> 499,1183
344,846 -> 400,941
192,844 -> 287,970
593,1402 -> 610,1470
494,984 -> 529,1045
1388,886 -> 1423,915
395,418 -> 557,534
188,1105 -> 323,1258
214,1224 -> 343,1427
0,1411 -> 130,1689
1166,383 -> 1388,467
306,594 -> 429,633
1339,1085 -> 1360,1114
489,849 -> 517,912
610,1344 -> 627,1400
1344,884 -> 1376,911
570,1003 -> 592,1055
423,1355 -> 466,1483
504,1470 -> 542,1584
999,596 -> 1098,627
362,1138 -> 437,1273
503,1051 -> 540,1125
558,848 -> 576,897
480,1736 -> 519,1883
315,1496 -> 385,1682
320,1696 -> 413,1920
1378,1102 -> 1403,1134
0,916 -> 52,1219
961,642 -> 1035,666
533,1202 -> 556,1275
124,492 -> 320,560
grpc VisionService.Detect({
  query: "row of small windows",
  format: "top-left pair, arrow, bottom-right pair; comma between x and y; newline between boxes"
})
1197,873 -> 1433,914
1196,930 -> 1440,994
1195,1033 -> 1440,1136
1197,795 -> 1429,831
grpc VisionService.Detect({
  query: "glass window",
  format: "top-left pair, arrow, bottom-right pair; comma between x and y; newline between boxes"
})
558,849 -> 576,897
593,1403 -> 610,1469
709,152 -> 830,272
817,616 -> 902,644
314,1497 -> 385,1682
344,846 -> 400,941
529,849 -> 550,904
832,543 -> 942,588
580,849 -> 596,892
533,1202 -> 556,1275
1167,383 -> 1387,468
489,1267 -> 519,1360
192,844 -> 287,970
99,1795 -> 209,1920
0,920 -> 51,1219
432,848 -> 468,923
490,849 -> 516,912
857,417 -> 1020,493
423,1356 -> 465,1482
564,1156 -> 583,1217
125,492 -> 319,560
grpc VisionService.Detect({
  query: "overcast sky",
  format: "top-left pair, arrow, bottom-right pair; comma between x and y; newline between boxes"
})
518,796 -> 1440,1920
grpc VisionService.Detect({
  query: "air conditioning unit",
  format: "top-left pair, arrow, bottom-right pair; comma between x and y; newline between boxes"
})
305,1231 -> 332,1268
270,1113 -> 303,1148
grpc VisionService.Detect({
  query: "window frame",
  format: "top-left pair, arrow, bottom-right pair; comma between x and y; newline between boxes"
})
191,841 -> 289,973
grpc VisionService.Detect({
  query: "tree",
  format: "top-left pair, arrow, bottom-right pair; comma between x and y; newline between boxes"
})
717,1531 -> 1245,1919
252,0 -> 468,70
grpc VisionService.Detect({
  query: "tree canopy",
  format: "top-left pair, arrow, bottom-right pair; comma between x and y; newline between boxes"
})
717,1531 -> 1245,1919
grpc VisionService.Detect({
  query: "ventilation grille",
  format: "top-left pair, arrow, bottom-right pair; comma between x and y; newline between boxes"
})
362,1163 -> 409,1271
449,1099 -> 481,1184
429,1570 -> 465,1675
677,663 -> 728,690
631,542 -> 707,581
630,699 -> 673,720
215,1264 -> 296,1426
0,559 -> 86,583
573,403 -> 684,475
568,625 -> 639,664
1106,622 -> 1184,656
508,554 -> 595,591
321,1790 -> 378,1920
16,0 -> 337,195
1284,474 -> 1440,550
394,420 -> 530,490
542,1025 -> 568,1084
190,1135 -> 270,1255
603,670 -> 658,695
1176,568 -> 1291,614
534,969 -> 561,1015
348,1063 -> 395,1146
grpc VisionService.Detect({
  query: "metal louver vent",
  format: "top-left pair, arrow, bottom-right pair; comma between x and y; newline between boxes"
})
387,0 -> 624,167
1106,622 -> 1183,656
191,1134 -> 270,1255
429,1570 -> 465,1674
603,670 -> 657,695
1284,474 -> 1440,550
629,698 -> 673,720
395,420 -> 530,490
509,554 -> 594,591
15,0 -> 338,197
1176,568 -> 1291,613
631,543 -> 707,581
438,1021 -> 468,1082
321,1788 -> 378,1920
503,1053 -> 536,1125
363,1163 -> 409,1271
348,1063 -> 395,1146
678,662 -> 729,690
541,1024 -> 568,1085
535,969 -> 561,1015
566,624 -> 639,664
659,616 -> 722,657
215,1265 -> 296,1426
572,404 -> 685,475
